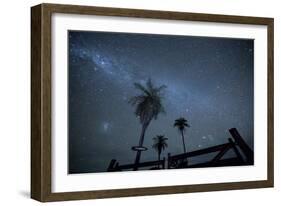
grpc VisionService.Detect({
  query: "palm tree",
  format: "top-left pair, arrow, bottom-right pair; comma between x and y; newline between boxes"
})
152,135 -> 168,168
129,79 -> 166,170
174,117 -> 190,154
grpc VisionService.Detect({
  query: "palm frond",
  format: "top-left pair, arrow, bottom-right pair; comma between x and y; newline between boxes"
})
129,79 -> 166,125
174,117 -> 190,130
146,78 -> 154,92
133,83 -> 151,96
128,95 -> 146,105
155,85 -> 167,93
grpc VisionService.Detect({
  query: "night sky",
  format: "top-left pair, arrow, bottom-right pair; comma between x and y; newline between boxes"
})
68,31 -> 254,173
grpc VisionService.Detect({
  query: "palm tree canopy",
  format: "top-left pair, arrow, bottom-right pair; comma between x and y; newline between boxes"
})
174,117 -> 190,131
129,79 -> 166,125
152,135 -> 168,152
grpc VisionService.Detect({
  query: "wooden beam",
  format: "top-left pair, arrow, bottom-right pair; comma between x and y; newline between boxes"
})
117,159 -> 165,170
188,157 -> 246,168
170,143 -> 232,160
210,144 -> 231,164
228,138 -> 244,163
229,128 -> 253,164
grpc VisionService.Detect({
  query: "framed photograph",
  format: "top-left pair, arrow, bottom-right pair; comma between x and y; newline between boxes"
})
31,3 -> 274,202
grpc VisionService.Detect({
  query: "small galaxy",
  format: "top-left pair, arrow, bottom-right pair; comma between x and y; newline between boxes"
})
68,30 -> 254,173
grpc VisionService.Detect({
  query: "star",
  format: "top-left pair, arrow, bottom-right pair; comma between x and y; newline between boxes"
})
102,122 -> 110,132
68,30 -> 254,173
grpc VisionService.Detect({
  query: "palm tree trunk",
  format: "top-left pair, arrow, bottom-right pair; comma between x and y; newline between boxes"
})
158,151 -> 160,168
181,130 -> 186,154
181,131 -> 188,166
133,123 -> 148,171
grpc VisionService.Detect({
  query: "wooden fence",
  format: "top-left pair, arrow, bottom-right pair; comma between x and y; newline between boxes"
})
107,128 -> 253,171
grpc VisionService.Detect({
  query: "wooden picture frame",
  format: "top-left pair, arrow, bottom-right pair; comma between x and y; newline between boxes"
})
31,3 -> 274,202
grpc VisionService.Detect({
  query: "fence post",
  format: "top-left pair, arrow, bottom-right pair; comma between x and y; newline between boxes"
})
167,153 -> 171,169
162,157 -> 166,169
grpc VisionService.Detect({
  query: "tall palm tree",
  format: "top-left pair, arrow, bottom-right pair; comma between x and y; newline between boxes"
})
174,117 -> 190,154
152,135 -> 168,168
129,79 -> 166,170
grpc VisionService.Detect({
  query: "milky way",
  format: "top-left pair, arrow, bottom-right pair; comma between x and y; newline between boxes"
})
68,31 -> 254,173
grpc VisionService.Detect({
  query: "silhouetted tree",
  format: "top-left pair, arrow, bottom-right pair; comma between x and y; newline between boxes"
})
174,117 -> 190,153
129,79 -> 166,170
152,135 -> 168,168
